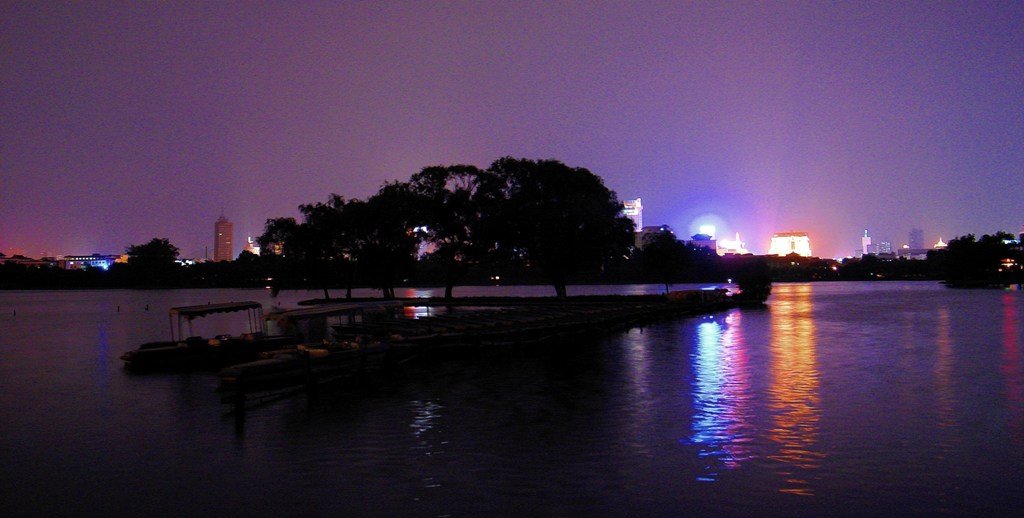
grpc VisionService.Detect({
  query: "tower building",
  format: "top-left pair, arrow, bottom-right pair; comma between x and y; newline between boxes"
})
214,215 -> 234,262
621,198 -> 643,232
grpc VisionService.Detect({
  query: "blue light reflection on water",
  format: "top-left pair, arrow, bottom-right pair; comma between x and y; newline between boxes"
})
684,285 -> 823,493
686,312 -> 754,482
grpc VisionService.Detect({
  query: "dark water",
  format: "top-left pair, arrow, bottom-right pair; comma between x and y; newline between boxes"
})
1,283 -> 1022,515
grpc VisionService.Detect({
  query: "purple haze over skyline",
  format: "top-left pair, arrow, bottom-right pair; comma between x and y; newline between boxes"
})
2,1 -> 1022,259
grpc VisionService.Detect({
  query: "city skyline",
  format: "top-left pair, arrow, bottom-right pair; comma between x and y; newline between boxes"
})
0,218 -> 969,262
2,2 -> 1022,259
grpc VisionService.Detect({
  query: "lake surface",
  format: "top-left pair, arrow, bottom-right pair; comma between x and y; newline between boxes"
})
1,282 -> 1022,515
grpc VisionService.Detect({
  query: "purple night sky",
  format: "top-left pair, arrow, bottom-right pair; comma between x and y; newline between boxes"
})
2,1 -> 1022,259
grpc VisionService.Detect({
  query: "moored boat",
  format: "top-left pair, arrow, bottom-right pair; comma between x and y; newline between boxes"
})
121,301 -> 300,371
218,301 -> 401,390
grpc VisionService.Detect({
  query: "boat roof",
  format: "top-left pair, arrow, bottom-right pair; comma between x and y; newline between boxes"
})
169,301 -> 263,318
266,301 -> 402,321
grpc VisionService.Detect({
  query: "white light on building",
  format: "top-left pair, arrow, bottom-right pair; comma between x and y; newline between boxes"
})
717,232 -> 749,255
244,236 -> 261,256
769,232 -> 812,257
622,198 -> 643,232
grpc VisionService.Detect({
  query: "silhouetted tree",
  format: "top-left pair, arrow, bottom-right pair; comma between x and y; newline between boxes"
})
487,157 -> 634,297
639,230 -> 690,293
944,232 -> 1020,286
258,217 -> 301,295
125,237 -> 181,286
255,197 -> 357,300
348,182 -> 421,299
409,164 -> 501,299
685,243 -> 724,281
730,257 -> 772,304
297,195 -> 357,300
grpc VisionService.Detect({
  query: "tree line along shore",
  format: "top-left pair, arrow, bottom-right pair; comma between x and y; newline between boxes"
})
3,158 -> 1020,294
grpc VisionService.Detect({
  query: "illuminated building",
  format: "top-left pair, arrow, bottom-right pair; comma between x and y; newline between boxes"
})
60,253 -> 124,270
897,244 -> 929,260
687,233 -> 717,253
934,237 -> 947,249
717,232 -> 749,255
878,241 -> 893,254
684,224 -> 717,252
621,198 -> 643,232
214,215 -> 234,262
768,232 -> 812,257
861,230 -> 872,256
243,236 -> 261,256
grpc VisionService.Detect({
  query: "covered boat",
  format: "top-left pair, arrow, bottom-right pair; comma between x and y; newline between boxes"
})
121,301 -> 299,371
220,301 -> 401,390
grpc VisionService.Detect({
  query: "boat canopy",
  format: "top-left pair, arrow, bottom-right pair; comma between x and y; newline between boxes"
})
265,302 -> 403,342
168,301 -> 264,341
170,301 -> 263,320
265,301 -> 402,322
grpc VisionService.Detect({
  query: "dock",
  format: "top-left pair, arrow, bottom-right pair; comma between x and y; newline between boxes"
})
221,290 -> 740,412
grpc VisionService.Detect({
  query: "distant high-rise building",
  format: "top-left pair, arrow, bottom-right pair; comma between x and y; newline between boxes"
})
861,230 -> 872,255
769,232 -> 812,257
908,228 -> 924,250
214,216 -> 234,262
621,198 -> 643,232
878,241 -> 893,254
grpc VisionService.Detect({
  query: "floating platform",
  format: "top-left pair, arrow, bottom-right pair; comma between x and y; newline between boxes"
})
221,290 -> 739,411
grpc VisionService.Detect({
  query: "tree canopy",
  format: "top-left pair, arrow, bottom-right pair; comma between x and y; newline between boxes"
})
125,237 -> 181,286
944,232 -> 1022,286
409,164 -> 501,299
640,229 -> 691,293
346,182 -> 422,299
487,157 -> 634,297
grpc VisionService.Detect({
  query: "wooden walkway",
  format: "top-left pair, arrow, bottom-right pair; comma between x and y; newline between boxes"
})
222,291 -> 736,413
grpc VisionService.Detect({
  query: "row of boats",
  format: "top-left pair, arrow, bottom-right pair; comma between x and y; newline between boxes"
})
121,300 -> 404,389
122,290 -> 736,397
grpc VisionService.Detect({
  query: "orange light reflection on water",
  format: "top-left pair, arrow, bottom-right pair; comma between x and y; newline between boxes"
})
767,284 -> 823,496
935,307 -> 956,432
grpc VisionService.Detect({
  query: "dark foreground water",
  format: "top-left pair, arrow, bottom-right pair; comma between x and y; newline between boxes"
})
1,282 -> 1022,515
